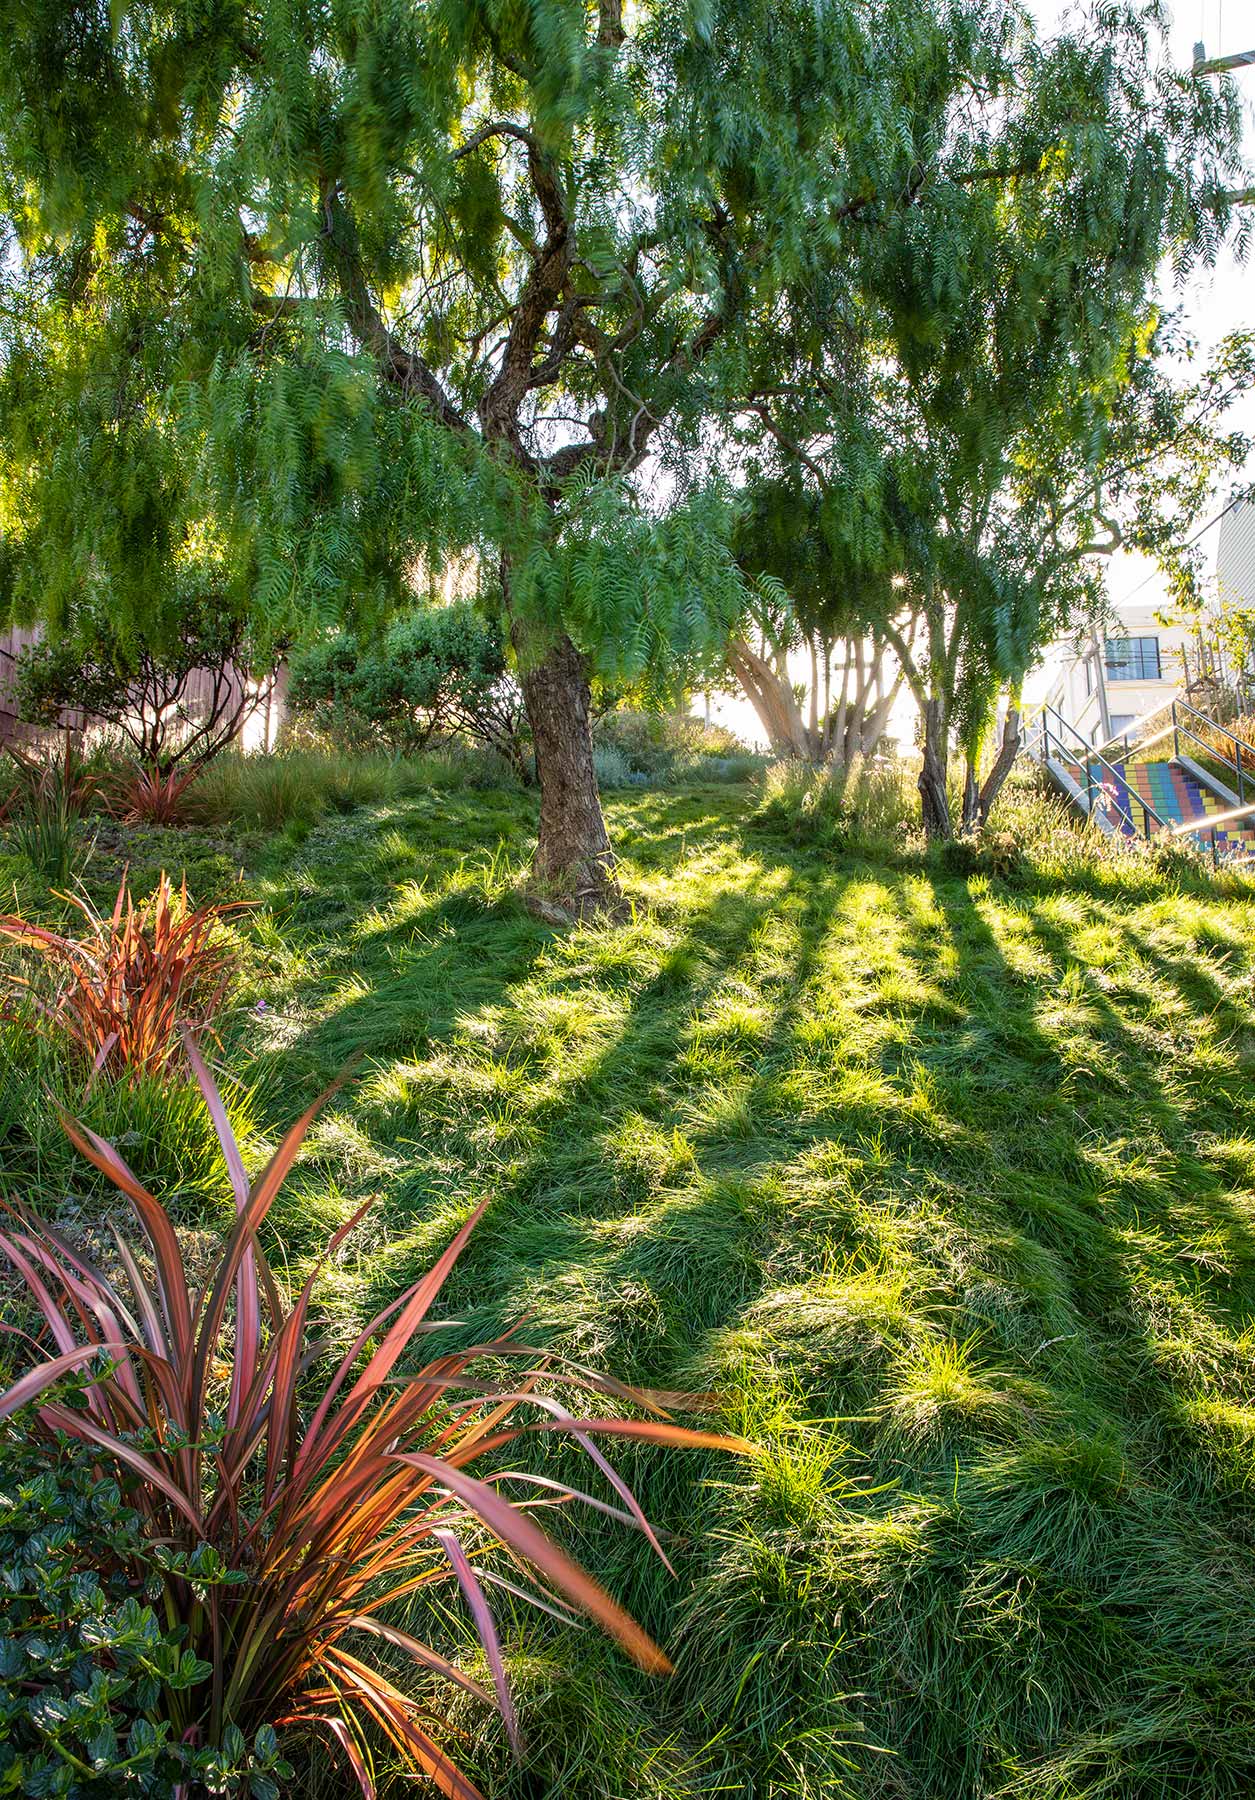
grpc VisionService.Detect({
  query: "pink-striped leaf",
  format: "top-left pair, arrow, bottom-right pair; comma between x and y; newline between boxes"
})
433,1528 -> 520,1752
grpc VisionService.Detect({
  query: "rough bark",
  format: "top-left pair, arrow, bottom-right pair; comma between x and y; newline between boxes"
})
919,694 -> 952,839
514,623 -> 619,915
960,704 -> 1021,832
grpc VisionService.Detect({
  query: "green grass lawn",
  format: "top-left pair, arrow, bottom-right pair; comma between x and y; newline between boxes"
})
6,774 -> 1255,1797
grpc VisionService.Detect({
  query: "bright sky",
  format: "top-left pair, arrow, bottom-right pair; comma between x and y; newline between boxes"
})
711,2 -> 1255,749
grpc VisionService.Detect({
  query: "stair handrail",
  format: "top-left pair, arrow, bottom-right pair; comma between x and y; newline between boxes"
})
1168,698 -> 1251,809
1094,694 -> 1177,763
1027,698 -> 1255,866
1032,703 -> 1168,838
1168,793 -> 1255,869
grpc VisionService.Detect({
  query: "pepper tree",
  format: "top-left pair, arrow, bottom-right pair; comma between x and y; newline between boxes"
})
0,1 -> 1244,884
728,5 -> 1248,836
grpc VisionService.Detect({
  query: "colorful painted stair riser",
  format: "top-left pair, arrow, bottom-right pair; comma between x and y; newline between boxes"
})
1060,758 -> 1255,853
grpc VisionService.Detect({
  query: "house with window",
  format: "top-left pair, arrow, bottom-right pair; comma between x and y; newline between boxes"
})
1038,601 -> 1193,747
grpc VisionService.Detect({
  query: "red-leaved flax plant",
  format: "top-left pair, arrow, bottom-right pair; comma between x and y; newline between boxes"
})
0,1033 -> 747,1797
107,761 -> 203,827
0,872 -> 247,1079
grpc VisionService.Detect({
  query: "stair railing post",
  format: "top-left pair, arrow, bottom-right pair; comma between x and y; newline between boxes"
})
1172,702 -> 1179,763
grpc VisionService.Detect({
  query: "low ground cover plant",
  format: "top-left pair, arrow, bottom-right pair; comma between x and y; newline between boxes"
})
0,1036 -> 746,1797
0,1426 -> 294,1797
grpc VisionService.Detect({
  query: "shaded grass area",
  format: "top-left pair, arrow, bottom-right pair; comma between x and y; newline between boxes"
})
6,777 -> 1255,1797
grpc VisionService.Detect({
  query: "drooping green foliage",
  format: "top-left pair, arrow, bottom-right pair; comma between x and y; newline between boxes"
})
726,2 -> 1252,830
0,0 -> 790,671
729,477 -> 911,762
0,0 -> 1247,872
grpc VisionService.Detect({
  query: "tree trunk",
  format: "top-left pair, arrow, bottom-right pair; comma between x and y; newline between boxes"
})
728,636 -> 813,759
515,625 -> 620,916
960,761 -> 980,832
919,694 -> 952,839
967,704 -> 1021,831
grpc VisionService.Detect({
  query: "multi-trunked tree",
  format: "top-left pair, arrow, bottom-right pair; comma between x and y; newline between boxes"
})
0,0 -> 1248,873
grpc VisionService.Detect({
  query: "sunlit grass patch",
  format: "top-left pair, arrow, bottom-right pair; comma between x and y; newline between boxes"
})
878,1334 -> 1046,1449
8,775 -> 1253,1797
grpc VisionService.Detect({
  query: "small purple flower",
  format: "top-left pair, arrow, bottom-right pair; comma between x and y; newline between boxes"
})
255,999 -> 268,1014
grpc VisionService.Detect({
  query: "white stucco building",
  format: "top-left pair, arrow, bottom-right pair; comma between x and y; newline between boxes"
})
1039,604 -> 1194,747
1037,494 -> 1255,746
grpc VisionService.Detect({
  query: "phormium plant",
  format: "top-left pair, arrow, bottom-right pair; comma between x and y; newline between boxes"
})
0,871 -> 248,1079
108,761 -> 203,827
0,1034 -> 747,1796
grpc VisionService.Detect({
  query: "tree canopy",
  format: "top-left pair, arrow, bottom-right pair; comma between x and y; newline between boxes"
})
725,5 -> 1250,832
0,0 -> 1249,869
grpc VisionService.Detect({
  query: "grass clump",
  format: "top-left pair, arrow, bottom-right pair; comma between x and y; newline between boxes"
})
595,709 -> 766,787
4,764 -> 1255,1798
752,754 -> 917,851
191,745 -> 520,836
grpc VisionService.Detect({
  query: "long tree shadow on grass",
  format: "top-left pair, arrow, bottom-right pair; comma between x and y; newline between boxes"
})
352,855 -> 840,1356
846,868 -> 1255,1798
258,804 -> 868,1799
244,797 -> 1255,1800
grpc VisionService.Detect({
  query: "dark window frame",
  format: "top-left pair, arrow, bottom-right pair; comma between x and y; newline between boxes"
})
1104,636 -> 1161,682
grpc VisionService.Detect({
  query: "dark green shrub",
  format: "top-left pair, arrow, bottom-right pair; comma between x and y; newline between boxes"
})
287,601 -> 528,776
13,589 -> 279,775
939,828 -> 1024,881
0,1428 -> 291,1796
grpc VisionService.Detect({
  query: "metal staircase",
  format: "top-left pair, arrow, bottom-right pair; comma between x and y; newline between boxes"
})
1023,699 -> 1255,866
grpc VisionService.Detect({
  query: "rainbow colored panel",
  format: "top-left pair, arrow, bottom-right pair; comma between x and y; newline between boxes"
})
1053,753 -> 1255,857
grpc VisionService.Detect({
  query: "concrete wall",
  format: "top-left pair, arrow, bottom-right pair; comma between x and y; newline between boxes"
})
1041,603 -> 1195,746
